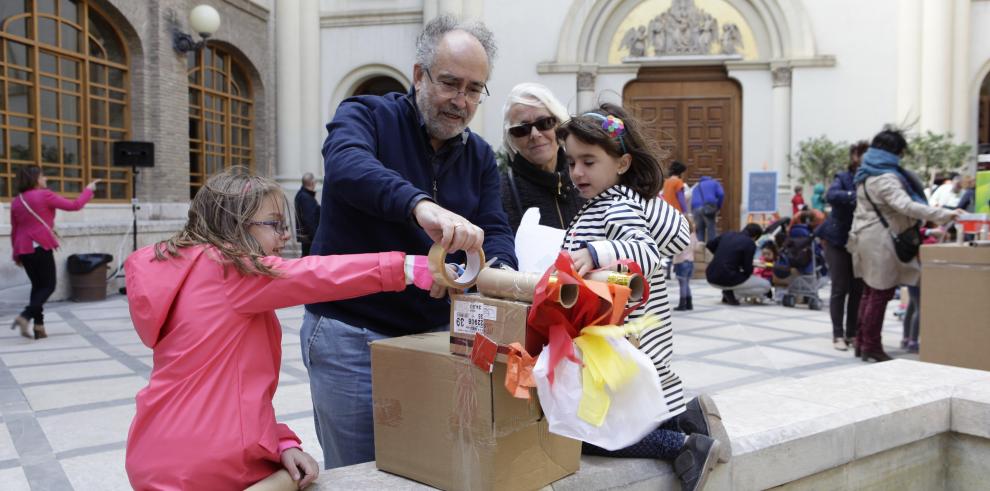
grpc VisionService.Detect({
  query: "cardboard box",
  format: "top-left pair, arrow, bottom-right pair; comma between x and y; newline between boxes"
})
919,243 -> 990,371
449,294 -> 538,362
371,332 -> 581,491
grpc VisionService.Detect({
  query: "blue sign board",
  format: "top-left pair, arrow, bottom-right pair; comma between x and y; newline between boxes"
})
747,171 -> 778,212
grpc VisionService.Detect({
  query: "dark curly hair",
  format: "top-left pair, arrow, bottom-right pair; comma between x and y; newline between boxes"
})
556,103 -> 667,199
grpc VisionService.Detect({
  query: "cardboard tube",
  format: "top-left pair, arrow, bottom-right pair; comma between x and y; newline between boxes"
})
428,244 -> 486,289
476,269 -> 579,308
585,271 -> 645,301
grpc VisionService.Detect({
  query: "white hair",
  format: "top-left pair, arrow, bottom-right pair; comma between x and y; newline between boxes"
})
501,82 -> 570,157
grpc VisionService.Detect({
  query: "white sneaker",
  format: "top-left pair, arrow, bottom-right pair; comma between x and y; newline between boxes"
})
833,338 -> 848,351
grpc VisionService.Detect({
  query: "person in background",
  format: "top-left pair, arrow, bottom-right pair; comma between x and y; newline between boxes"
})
956,175 -> 976,212
690,175 -> 724,243
499,82 -> 583,232
673,222 -> 697,311
846,128 -> 963,362
662,160 -> 688,213
294,172 -> 320,257
929,173 -> 962,209
753,241 -> 777,283
791,185 -> 805,215
818,141 -> 868,352
9,165 -> 100,340
811,183 -> 826,212
705,224 -> 770,305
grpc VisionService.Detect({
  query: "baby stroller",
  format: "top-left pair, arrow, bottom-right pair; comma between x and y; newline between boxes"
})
772,223 -> 827,310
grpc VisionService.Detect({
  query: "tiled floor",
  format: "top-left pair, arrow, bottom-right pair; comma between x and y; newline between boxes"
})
0,281 -> 915,490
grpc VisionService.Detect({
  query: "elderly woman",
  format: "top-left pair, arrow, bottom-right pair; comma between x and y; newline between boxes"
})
846,129 -> 963,362
500,83 -> 584,232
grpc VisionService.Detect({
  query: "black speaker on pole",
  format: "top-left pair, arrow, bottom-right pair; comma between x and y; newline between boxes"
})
112,141 -> 154,258
112,141 -> 155,168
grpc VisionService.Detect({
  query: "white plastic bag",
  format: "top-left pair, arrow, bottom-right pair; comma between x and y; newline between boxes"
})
533,336 -> 672,450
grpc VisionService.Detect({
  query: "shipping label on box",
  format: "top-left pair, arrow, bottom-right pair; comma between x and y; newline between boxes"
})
449,294 -> 533,363
452,300 -> 498,335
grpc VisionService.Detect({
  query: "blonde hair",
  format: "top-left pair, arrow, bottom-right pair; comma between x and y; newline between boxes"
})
501,82 -> 570,157
154,167 -> 291,277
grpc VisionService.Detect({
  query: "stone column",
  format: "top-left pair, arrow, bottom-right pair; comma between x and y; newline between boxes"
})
275,0 -> 302,187
771,66 -> 792,215
896,0 -> 922,124
950,0 -> 970,142
299,0 -> 323,180
920,0 -> 952,134
576,70 -> 596,113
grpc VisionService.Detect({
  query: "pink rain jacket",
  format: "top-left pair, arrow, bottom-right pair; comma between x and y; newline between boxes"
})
9,187 -> 93,259
124,245 -> 406,490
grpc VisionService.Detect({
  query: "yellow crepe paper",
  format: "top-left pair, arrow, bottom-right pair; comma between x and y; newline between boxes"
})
574,316 -> 658,426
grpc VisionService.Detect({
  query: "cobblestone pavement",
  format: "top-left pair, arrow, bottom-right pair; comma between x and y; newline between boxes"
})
0,281 -> 915,490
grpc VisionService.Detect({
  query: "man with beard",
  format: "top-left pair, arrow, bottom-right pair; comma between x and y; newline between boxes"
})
300,15 -> 517,469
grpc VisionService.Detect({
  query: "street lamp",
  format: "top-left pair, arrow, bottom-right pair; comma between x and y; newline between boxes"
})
170,5 -> 221,54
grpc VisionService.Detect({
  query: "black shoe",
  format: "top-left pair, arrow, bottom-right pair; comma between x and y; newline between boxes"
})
674,434 -> 721,491
674,297 -> 688,311
721,290 -> 740,306
677,395 -> 731,463
685,296 -> 693,310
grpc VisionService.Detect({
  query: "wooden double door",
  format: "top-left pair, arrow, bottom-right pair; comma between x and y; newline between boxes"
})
624,67 -> 742,234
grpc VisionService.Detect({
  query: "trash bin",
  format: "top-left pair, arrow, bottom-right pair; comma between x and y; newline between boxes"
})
67,253 -> 113,302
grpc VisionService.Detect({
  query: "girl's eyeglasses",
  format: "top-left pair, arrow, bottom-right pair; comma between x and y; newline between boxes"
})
249,220 -> 290,235
507,116 -> 558,138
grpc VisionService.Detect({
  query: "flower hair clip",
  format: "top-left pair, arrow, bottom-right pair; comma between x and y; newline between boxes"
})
583,112 -> 627,153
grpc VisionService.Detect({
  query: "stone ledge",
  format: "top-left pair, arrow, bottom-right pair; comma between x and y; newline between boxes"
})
311,360 -> 990,490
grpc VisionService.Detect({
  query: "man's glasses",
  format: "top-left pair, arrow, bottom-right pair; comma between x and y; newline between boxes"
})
507,116 -> 558,138
424,69 -> 489,105
249,220 -> 289,235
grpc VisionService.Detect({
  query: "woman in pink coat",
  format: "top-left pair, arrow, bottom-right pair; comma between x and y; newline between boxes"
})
125,169 -> 435,490
9,165 -> 99,339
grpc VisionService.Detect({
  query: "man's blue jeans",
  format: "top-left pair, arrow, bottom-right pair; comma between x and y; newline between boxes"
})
300,310 -> 391,469
692,208 -> 718,243
300,310 -> 447,469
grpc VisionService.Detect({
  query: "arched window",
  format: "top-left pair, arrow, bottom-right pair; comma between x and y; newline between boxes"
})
187,44 -> 253,198
353,75 -> 405,97
1,0 -> 130,200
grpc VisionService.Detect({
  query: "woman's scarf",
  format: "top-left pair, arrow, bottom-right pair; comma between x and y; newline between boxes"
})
854,148 -> 927,204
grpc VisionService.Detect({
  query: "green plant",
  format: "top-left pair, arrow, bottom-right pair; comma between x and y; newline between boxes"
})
901,131 -> 973,183
494,148 -> 511,172
789,136 -> 848,188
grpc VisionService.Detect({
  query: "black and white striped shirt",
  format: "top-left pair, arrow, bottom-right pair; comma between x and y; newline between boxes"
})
561,184 -> 691,416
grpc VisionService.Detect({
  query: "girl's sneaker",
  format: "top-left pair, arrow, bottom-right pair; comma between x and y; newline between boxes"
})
907,340 -> 919,354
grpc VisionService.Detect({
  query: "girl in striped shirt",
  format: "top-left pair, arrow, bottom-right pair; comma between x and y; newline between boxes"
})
557,104 -> 729,491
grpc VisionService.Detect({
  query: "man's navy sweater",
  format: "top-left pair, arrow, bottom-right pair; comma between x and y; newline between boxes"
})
306,90 -> 517,336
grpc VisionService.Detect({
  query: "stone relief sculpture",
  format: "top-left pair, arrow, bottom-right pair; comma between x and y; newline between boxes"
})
720,24 -> 743,55
620,25 -> 648,57
620,0 -> 742,58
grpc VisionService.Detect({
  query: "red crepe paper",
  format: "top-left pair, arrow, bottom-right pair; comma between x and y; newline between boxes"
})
470,332 -> 498,373
526,252 -> 644,385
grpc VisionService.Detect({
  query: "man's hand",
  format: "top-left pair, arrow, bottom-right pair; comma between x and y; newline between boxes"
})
569,248 -> 595,277
280,447 -> 319,489
429,263 -> 464,299
413,200 -> 483,253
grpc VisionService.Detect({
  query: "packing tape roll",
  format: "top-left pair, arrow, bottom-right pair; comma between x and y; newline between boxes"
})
428,244 -> 486,289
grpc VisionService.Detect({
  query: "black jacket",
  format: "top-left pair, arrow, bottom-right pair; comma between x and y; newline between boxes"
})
294,187 -> 320,244
499,149 -> 584,231
705,231 -> 757,287
816,171 -> 856,247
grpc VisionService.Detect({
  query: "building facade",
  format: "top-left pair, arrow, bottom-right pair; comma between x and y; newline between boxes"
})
4,0 -> 990,300
295,0 -> 990,234
1,0 -> 275,299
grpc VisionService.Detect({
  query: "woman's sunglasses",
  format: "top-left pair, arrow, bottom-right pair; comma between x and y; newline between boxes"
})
507,116 -> 558,138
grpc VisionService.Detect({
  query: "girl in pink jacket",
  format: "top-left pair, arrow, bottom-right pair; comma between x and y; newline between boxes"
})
124,169 -> 434,490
